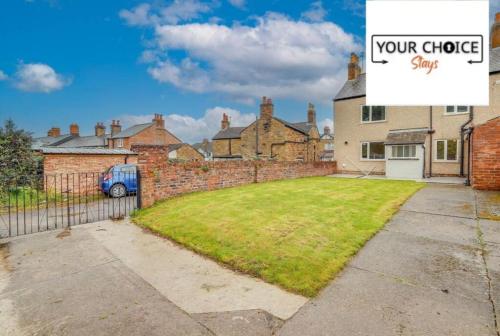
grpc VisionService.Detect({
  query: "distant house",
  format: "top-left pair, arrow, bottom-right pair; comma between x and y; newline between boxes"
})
212,97 -> 321,161
192,139 -> 213,161
167,143 -> 204,161
319,126 -> 334,161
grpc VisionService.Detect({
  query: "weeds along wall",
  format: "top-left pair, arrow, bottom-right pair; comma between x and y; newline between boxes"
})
132,144 -> 337,207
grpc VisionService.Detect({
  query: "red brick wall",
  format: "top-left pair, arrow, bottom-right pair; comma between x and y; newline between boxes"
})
133,144 -> 337,207
43,153 -> 138,194
472,117 -> 500,190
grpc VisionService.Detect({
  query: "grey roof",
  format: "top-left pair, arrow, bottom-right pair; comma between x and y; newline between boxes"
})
112,123 -> 154,139
212,127 -> 246,140
36,147 -> 137,155
335,48 -> 500,101
491,47 -> 500,73
274,118 -> 315,135
192,141 -> 213,153
56,135 -> 107,148
168,143 -> 184,152
385,129 -> 428,145
334,73 -> 366,101
32,134 -> 73,149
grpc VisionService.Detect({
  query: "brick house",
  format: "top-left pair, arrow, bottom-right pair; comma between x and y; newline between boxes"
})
34,114 -> 182,151
333,15 -> 500,183
192,139 -> 213,161
212,97 -> 321,161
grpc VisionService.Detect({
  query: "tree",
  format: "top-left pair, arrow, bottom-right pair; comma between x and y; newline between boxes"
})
0,119 -> 41,190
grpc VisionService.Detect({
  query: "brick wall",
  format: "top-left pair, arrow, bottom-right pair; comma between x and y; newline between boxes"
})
133,144 -> 336,207
472,116 -> 500,190
43,153 -> 138,194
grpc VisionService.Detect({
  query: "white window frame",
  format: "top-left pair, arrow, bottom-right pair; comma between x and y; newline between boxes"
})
115,138 -> 124,148
434,139 -> 459,162
389,145 -> 417,159
360,141 -> 386,161
444,106 -> 470,115
360,106 -> 386,124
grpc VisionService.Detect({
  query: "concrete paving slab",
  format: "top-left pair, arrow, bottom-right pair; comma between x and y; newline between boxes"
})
350,229 -> 488,301
401,184 -> 476,218
278,267 -> 496,336
193,310 -> 283,336
85,220 -> 307,320
386,210 -> 479,247
476,190 -> 500,220
0,229 -> 211,336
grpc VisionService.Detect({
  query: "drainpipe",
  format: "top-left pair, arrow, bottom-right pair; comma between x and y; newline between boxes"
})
459,107 -> 474,177
428,106 -> 433,177
255,117 -> 259,159
421,144 -> 426,179
465,126 -> 474,186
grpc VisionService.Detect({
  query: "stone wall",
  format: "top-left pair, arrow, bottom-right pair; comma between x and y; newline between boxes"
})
472,116 -> 500,190
133,144 -> 336,208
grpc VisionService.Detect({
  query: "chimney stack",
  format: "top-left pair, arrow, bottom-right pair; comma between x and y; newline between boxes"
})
260,96 -> 274,120
348,53 -> 361,81
324,126 -> 331,135
110,120 -> 122,136
47,127 -> 61,137
221,113 -> 230,130
95,122 -> 106,137
307,103 -> 316,124
492,12 -> 500,49
153,114 -> 165,129
69,123 -> 79,136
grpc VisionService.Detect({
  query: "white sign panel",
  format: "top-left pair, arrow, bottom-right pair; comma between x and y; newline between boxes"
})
366,0 -> 489,106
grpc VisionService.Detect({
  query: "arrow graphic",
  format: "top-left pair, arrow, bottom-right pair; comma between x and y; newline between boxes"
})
373,60 -> 388,64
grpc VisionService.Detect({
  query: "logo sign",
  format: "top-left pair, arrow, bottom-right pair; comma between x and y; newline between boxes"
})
366,1 -> 489,106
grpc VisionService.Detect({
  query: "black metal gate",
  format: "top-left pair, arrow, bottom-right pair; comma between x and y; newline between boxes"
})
0,170 -> 141,238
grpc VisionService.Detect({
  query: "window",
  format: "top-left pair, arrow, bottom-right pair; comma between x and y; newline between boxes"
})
391,145 -> 416,158
361,142 -> 385,160
445,106 -> 469,114
325,143 -> 334,150
120,166 -> 136,173
361,106 -> 386,123
435,139 -> 458,161
115,138 -> 124,148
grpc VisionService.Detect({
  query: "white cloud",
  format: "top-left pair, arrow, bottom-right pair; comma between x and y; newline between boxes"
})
120,0 -> 214,27
318,118 -> 334,134
14,63 -> 71,93
0,70 -> 8,81
301,1 -> 327,22
228,0 -> 245,9
118,107 -> 256,143
144,13 -> 361,103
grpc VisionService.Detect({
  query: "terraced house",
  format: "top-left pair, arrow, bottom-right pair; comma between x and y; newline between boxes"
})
333,16 -> 500,184
212,97 -> 322,161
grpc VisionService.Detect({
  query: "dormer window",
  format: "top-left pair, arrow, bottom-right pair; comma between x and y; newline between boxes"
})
361,106 -> 386,123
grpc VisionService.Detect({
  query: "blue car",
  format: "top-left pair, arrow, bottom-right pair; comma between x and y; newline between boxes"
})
100,164 -> 137,198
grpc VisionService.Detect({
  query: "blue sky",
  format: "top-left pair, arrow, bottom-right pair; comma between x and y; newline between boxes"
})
0,1 -> 497,143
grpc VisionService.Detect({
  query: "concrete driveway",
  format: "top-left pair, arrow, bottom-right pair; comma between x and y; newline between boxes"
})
0,220 -> 305,335
279,184 -> 500,336
1,183 -> 499,335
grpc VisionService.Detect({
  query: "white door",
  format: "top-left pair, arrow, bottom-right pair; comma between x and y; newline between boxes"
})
385,145 -> 424,180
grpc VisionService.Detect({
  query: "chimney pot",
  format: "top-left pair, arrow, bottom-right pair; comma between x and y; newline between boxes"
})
493,12 -> 500,49
260,96 -> 274,120
69,123 -> 79,136
153,113 -> 165,129
221,113 -> 230,130
307,103 -> 316,124
110,120 -> 122,136
95,122 -> 106,137
348,52 -> 361,80
47,127 -> 61,137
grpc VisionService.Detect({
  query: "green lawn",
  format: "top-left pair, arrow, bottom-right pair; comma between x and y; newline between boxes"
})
133,177 -> 424,297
